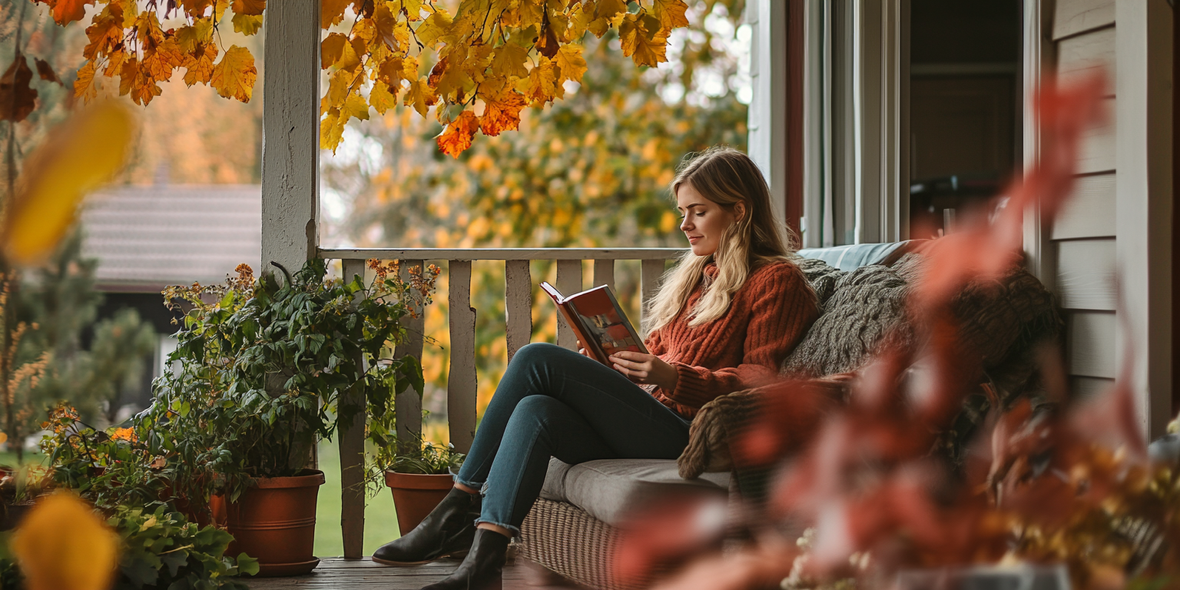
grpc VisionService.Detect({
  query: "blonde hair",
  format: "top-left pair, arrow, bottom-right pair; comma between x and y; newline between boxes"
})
644,146 -> 799,336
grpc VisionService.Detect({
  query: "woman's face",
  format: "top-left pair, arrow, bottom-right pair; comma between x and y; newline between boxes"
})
676,181 -> 741,257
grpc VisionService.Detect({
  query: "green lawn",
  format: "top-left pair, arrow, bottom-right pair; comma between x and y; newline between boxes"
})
314,438 -> 402,558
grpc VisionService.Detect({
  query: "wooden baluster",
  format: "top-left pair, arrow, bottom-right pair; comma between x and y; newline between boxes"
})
339,259 -> 367,559
640,259 -> 665,335
592,259 -> 615,291
448,260 -> 478,454
555,260 -> 582,350
505,260 -> 532,364
394,260 -> 425,458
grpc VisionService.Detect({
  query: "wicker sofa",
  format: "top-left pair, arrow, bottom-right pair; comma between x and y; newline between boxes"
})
515,241 -> 1062,590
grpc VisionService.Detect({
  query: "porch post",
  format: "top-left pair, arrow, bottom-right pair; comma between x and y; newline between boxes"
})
261,0 -> 320,277
748,0 -> 789,230
1116,0 -> 1174,440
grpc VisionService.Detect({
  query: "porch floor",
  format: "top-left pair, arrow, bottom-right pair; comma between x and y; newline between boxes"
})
244,557 -> 580,589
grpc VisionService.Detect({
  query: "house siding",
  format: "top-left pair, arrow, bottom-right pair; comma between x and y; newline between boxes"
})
1048,0 -> 1118,397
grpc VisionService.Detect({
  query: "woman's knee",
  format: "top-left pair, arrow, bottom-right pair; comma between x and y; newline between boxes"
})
512,342 -> 570,365
506,396 -> 566,430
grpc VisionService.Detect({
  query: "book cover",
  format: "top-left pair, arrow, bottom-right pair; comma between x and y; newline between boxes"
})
539,281 -> 648,366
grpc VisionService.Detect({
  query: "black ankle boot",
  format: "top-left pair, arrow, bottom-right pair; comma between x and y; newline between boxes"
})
421,529 -> 509,590
373,487 -> 481,566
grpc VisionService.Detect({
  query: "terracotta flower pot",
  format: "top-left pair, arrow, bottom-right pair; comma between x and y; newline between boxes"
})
222,469 -> 326,577
385,471 -> 455,536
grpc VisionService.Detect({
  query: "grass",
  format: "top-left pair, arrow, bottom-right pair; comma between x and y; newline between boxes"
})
314,437 -> 402,558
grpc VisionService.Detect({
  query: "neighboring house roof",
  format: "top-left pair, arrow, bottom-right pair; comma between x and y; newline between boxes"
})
81,185 -> 262,292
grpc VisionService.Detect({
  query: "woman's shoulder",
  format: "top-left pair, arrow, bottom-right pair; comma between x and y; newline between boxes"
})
747,257 -> 807,285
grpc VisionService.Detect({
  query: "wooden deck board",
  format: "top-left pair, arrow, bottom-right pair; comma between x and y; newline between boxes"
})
244,557 -> 572,589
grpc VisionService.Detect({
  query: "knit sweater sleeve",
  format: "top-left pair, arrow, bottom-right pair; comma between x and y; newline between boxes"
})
660,264 -> 818,409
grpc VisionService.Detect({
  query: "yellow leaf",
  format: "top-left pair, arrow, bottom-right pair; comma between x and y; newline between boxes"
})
0,432 -> 6,445
652,0 -> 689,31
4,101 -> 134,266
118,58 -> 163,106
619,13 -> 668,68
231,12 -> 264,35
416,9 -> 453,47
321,69 -> 352,114
404,76 -> 436,117
175,20 -> 214,54
594,0 -> 627,21
321,32 -> 348,70
569,3 -> 591,40
524,55 -> 558,103
12,492 -> 118,590
376,53 -> 407,88
320,108 -> 345,150
491,43 -> 530,79
402,0 -> 424,20
211,45 -> 256,102
519,0 -> 543,30
555,44 -> 586,84
344,92 -> 370,121
373,3 -> 408,52
369,81 -> 397,114
73,60 -> 97,101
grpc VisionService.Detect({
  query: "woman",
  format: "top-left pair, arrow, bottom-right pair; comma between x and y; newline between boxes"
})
373,146 -> 820,590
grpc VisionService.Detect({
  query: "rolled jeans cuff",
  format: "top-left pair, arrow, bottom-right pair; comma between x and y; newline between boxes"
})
452,475 -> 487,495
474,518 -> 521,541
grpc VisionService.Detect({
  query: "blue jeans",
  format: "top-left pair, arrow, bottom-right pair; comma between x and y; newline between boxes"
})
454,343 -> 692,536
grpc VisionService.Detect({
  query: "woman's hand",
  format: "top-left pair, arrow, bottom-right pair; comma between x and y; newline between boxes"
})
609,351 -> 678,391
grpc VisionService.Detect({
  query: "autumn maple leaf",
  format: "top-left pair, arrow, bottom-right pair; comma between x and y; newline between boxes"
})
620,13 -> 670,68
479,89 -> 528,136
45,0 -> 95,25
211,45 -> 257,102
437,110 -> 480,158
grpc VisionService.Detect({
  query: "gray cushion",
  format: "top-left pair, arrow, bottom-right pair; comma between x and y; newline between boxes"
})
540,458 -> 729,527
797,242 -> 907,271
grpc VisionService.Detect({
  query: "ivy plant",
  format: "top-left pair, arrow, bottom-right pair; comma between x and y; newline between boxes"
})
146,259 -> 434,503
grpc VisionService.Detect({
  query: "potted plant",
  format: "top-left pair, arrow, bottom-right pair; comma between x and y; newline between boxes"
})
374,436 -> 466,537
146,259 -> 435,576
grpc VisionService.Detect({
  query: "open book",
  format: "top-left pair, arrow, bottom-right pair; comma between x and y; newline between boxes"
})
540,281 -> 649,366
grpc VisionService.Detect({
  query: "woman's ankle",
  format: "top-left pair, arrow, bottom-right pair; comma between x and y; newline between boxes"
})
475,523 -> 512,538
454,482 -> 480,495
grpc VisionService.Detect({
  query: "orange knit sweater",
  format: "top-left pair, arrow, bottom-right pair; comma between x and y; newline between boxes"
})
645,259 -> 819,419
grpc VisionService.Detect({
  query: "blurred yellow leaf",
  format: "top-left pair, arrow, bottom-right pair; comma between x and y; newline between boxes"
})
4,100 -> 133,266
11,492 -> 119,590
0,432 -> 7,445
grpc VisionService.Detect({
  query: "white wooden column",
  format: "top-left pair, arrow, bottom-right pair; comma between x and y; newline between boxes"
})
448,260 -> 478,453
747,0 -> 789,227
1021,0 -> 1055,290
261,0 -> 320,276
852,0 -> 909,244
1115,0 -> 1173,440
339,259 -> 367,559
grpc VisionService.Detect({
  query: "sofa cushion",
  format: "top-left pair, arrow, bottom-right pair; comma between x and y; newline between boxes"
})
797,242 -> 909,271
540,458 -> 729,527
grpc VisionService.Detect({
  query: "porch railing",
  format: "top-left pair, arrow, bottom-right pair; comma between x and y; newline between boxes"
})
320,247 -> 684,558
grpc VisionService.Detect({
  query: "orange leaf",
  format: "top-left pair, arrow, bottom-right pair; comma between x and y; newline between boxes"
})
232,12 -> 264,35
321,33 -> 348,69
436,110 -> 479,158
321,0 -> 350,28
0,53 -> 38,122
491,43 -> 529,79
82,6 -> 124,60
619,13 -> 668,68
232,0 -> 266,16
182,43 -> 218,86
369,81 -> 398,114
49,0 -> 95,25
651,0 -> 689,31
4,101 -> 134,266
211,45 -> 257,102
118,58 -> 162,106
403,76 -> 436,117
594,0 -> 627,20
479,89 -> 527,136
